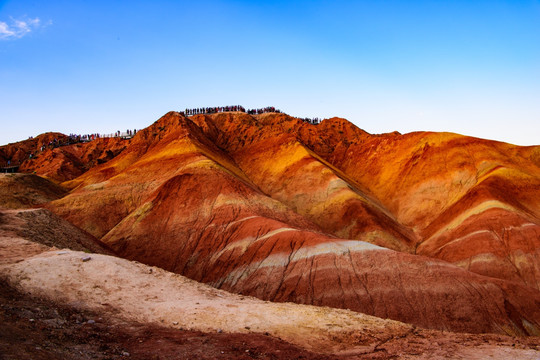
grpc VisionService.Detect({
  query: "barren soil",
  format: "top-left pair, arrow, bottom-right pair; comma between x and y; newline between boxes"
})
1,234 -> 539,359
0,173 -> 66,209
0,279 -> 331,360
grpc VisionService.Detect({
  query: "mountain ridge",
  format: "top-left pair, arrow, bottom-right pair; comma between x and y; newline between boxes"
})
2,110 -> 540,335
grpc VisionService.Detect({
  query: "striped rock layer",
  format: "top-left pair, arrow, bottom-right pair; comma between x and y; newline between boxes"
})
37,111 -> 540,335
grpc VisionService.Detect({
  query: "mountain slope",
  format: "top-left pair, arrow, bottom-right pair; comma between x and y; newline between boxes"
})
41,111 -> 540,335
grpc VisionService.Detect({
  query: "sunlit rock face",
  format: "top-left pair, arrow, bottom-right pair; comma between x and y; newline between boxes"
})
27,110 -> 540,335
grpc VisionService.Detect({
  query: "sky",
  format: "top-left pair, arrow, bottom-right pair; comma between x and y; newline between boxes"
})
1,0 -> 539,146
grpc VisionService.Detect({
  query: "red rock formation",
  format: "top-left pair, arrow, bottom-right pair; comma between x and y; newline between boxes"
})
0,134 -> 128,183
0,132 -> 67,164
99,155 -> 540,335
39,111 -> 540,336
417,174 -> 540,289
188,112 -> 540,291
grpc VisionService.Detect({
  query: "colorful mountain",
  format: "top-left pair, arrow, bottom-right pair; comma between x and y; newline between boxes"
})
4,110 -> 540,336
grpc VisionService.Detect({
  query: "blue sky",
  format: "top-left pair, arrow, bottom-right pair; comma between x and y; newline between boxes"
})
1,0 -> 539,146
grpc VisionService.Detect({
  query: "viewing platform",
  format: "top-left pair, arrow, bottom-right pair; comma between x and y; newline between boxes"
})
0,165 -> 20,174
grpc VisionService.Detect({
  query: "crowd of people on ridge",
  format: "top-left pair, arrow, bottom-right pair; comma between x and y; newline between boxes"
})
300,117 -> 321,124
181,105 -> 322,124
182,105 -> 286,116
182,105 -> 247,115
246,106 -> 281,115
182,105 -> 285,116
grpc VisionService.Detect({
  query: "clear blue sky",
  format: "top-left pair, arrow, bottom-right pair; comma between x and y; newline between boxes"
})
1,0 -> 539,146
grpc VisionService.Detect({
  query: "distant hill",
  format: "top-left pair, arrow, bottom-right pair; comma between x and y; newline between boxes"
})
0,133 -> 128,183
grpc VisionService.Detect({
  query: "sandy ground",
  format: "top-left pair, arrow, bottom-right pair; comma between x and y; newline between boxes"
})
0,209 -> 539,359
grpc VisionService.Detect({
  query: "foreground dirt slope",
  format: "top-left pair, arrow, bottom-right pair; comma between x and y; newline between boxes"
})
0,243 -> 413,355
0,173 -> 67,209
42,111 -> 540,335
0,278 -> 334,360
0,208 -> 112,258
1,238 -> 539,359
